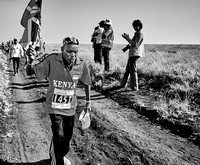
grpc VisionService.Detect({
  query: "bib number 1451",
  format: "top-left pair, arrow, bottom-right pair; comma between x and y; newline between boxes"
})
51,88 -> 74,109
53,94 -> 73,104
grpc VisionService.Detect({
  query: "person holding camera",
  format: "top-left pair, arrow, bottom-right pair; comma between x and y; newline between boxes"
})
91,20 -> 105,64
121,19 -> 145,91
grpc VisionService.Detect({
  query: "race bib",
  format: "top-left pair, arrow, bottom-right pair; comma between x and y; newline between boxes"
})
51,88 -> 74,109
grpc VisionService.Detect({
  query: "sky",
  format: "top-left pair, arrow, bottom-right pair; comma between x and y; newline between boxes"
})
0,0 -> 199,44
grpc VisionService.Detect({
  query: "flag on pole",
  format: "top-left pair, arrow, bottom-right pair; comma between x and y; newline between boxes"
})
20,0 -> 43,48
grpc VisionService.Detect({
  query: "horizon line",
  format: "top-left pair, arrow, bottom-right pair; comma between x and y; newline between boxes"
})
46,43 -> 200,45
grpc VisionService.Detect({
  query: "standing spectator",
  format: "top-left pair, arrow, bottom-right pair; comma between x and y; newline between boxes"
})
101,19 -> 114,72
24,44 -> 35,67
0,42 -> 7,55
26,37 -> 91,165
7,40 -> 13,55
121,19 -> 145,91
3,41 -> 10,55
91,20 -> 105,64
9,38 -> 24,75
1,42 -> 5,53
1,42 -> 5,49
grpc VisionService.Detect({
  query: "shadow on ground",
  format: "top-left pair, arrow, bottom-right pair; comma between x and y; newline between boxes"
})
16,97 -> 46,104
0,159 -> 50,165
10,81 -> 49,90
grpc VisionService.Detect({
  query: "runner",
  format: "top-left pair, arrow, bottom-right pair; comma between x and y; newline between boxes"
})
9,38 -> 24,75
26,37 -> 91,165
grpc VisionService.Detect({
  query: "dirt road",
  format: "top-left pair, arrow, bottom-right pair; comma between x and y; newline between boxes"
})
0,63 -> 200,165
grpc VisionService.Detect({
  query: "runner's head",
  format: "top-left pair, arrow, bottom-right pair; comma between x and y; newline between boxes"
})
61,37 -> 79,67
13,38 -> 18,44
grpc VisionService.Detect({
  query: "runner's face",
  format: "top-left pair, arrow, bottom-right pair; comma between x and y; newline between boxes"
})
62,44 -> 79,65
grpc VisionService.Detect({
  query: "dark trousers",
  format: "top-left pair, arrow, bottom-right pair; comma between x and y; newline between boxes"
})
121,56 -> 140,90
12,57 -> 20,74
102,47 -> 111,72
93,44 -> 102,64
49,114 -> 74,165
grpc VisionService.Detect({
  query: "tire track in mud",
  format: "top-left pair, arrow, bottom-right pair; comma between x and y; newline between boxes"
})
104,88 -> 200,147
11,72 -> 36,163
15,70 -> 51,163
2,62 -> 200,164
1,66 -> 51,164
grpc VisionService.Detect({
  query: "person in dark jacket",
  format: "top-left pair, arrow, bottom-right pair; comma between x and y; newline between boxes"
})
91,20 -> 105,64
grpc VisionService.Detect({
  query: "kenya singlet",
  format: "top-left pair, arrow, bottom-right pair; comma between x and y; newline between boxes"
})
33,53 -> 91,116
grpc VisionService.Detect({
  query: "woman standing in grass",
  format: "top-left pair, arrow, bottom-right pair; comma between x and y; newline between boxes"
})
121,19 -> 145,91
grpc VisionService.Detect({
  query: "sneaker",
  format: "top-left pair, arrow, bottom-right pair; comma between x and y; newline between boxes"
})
64,157 -> 71,165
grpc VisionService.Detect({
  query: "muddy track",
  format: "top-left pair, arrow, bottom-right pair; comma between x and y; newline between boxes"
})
100,86 -> 200,147
0,63 -> 200,165
73,89 -> 200,165
1,66 -> 52,164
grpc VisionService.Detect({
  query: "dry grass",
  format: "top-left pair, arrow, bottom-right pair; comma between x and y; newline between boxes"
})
137,46 -> 200,123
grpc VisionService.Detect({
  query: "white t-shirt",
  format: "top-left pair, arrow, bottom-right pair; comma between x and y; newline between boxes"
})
10,43 -> 24,58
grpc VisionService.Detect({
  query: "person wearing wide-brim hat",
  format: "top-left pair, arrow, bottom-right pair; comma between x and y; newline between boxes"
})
101,19 -> 114,72
104,19 -> 112,26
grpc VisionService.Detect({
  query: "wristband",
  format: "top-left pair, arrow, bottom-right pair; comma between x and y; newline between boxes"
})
85,100 -> 91,103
